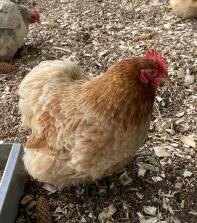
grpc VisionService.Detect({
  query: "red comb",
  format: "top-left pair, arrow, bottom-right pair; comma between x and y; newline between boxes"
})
145,49 -> 167,73
33,8 -> 40,22
145,49 -> 161,60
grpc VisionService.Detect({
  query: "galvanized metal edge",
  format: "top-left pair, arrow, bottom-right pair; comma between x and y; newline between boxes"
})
0,144 -> 27,223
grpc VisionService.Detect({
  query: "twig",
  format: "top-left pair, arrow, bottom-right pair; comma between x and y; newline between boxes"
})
88,201 -> 96,223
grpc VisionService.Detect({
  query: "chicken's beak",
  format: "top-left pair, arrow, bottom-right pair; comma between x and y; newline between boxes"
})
160,73 -> 172,86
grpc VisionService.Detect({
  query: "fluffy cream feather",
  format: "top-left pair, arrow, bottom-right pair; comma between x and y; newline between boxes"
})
170,0 -> 197,18
19,58 -> 157,187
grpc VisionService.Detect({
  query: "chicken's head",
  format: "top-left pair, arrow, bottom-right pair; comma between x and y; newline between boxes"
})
139,49 -> 169,88
28,9 -> 40,23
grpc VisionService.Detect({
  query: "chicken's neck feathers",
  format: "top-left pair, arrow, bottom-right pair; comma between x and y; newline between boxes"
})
82,67 -> 155,129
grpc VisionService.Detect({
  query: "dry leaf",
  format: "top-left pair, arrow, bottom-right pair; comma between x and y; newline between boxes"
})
123,204 -> 129,218
142,164 -> 159,172
153,146 -> 171,157
20,195 -> 33,205
143,206 -> 157,216
183,170 -> 193,177
137,212 -> 144,219
80,217 -> 87,223
188,211 -> 197,216
138,164 -> 147,177
136,192 -> 144,199
175,112 -> 185,117
42,184 -> 58,194
98,204 -> 117,222
118,171 -> 132,186
180,135 -> 196,148
152,176 -> 163,182
184,74 -> 194,86
140,217 -> 158,223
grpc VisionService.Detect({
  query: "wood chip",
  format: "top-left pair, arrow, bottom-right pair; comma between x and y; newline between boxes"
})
183,170 -> 193,177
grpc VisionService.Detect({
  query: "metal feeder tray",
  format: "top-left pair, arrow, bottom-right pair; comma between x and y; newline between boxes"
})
0,144 -> 26,223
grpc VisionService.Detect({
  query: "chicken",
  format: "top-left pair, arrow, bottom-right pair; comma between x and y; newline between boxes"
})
0,0 -> 40,62
19,50 -> 169,187
170,0 -> 197,18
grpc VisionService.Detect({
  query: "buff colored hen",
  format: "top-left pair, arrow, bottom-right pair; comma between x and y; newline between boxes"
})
19,50 -> 169,187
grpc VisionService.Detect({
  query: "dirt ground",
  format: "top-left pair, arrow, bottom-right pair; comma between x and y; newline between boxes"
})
0,0 -> 196,223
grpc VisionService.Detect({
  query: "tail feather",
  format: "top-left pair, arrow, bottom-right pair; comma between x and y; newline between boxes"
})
18,59 -> 90,129
27,59 -> 86,82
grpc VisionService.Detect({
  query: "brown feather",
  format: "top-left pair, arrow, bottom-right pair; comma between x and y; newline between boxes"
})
26,135 -> 46,148
83,58 -> 155,129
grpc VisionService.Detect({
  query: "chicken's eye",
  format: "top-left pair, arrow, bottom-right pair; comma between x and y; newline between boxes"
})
150,70 -> 155,74
149,69 -> 157,77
